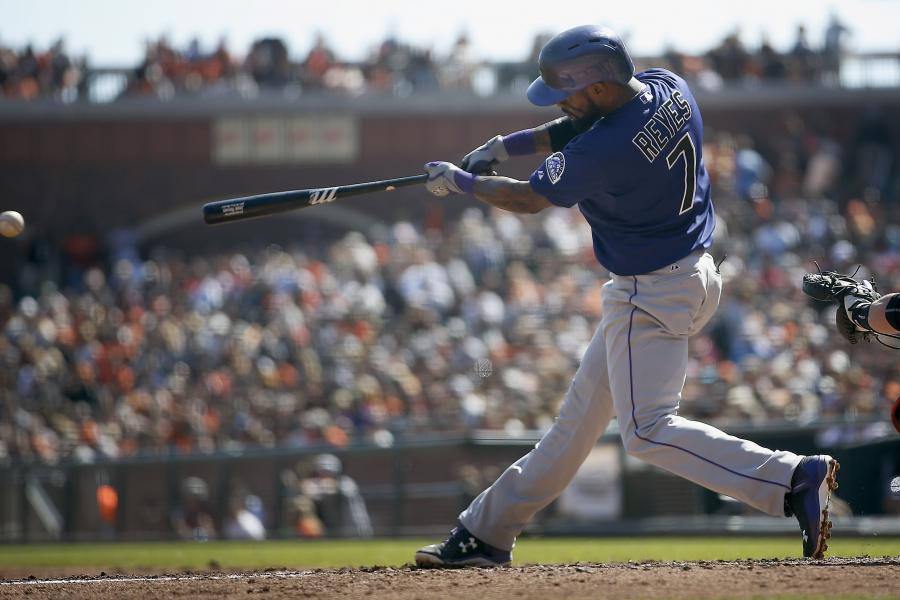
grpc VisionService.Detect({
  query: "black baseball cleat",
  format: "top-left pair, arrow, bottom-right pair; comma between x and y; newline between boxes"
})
786,455 -> 840,559
414,524 -> 512,568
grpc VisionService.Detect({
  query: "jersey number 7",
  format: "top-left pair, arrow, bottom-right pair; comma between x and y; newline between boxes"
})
666,132 -> 697,215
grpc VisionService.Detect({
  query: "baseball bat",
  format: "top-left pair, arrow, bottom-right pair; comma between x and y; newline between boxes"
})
202,173 -> 429,225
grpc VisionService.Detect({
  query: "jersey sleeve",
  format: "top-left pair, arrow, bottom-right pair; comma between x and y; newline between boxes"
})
528,142 -> 604,208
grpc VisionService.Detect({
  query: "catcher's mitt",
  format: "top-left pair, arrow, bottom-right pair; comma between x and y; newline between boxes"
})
802,269 -> 880,304
802,267 -> 881,345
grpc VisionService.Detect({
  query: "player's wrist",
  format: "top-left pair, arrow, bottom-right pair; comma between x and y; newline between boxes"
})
501,129 -> 537,157
451,168 -> 478,194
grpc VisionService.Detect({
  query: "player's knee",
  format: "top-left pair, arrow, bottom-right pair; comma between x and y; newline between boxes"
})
618,422 -> 652,457
618,414 -> 675,457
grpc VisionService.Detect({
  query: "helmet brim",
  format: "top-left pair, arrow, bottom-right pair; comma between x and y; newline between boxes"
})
526,76 -> 570,106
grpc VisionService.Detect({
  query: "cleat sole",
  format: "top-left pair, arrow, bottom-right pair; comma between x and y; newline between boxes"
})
811,459 -> 840,560
414,551 -> 509,569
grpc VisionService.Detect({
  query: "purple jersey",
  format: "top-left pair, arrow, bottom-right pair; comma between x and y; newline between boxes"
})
529,68 -> 715,276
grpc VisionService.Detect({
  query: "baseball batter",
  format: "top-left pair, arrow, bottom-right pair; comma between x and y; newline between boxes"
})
416,25 -> 839,566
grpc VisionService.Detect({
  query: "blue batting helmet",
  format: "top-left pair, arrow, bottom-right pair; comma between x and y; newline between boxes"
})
527,25 -> 635,106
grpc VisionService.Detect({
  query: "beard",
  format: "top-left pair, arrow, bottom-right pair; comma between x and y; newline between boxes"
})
561,104 -> 604,132
570,114 -> 602,132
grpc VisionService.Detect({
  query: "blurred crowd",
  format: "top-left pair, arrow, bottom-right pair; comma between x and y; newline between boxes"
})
664,17 -> 852,88
0,15 -> 864,102
165,453 -> 371,541
1,104 -> 899,466
0,38 -> 86,101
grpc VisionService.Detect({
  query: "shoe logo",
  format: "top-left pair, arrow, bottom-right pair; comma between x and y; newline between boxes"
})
459,537 -> 477,554
802,530 -> 808,543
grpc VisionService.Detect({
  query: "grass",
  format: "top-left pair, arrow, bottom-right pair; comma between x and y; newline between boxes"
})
0,536 -> 897,571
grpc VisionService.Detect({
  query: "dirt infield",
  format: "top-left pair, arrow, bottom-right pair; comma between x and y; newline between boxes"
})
1,557 -> 897,599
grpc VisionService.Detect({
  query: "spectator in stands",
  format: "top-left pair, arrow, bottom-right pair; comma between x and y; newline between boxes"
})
707,30 -> 750,82
822,13 -> 851,85
286,454 -> 373,537
301,33 -> 335,90
223,487 -> 266,540
758,37 -> 788,81
439,33 -> 477,91
171,476 -> 216,541
790,24 -> 817,82
246,37 -> 291,87
734,135 -> 774,201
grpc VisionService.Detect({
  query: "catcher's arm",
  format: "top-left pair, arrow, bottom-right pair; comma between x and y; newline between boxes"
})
867,293 -> 900,336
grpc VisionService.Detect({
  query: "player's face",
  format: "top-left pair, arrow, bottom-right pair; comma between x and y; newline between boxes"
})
557,88 -> 605,131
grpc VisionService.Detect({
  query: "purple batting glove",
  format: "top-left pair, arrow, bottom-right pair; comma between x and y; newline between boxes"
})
424,161 -> 477,196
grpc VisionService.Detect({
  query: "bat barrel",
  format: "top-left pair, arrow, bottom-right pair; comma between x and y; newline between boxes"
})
202,174 -> 429,225
203,190 -> 310,225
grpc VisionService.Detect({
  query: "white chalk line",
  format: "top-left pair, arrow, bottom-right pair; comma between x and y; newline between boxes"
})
0,570 -> 311,586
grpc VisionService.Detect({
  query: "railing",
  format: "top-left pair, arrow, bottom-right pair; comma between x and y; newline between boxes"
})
1,422 -> 897,543
4,52 -> 899,107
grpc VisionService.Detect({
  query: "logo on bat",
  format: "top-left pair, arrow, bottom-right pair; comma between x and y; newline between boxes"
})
222,201 -> 245,215
309,187 -> 339,205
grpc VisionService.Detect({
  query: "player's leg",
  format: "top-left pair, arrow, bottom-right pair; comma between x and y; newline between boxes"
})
603,252 -> 801,516
415,320 -> 616,566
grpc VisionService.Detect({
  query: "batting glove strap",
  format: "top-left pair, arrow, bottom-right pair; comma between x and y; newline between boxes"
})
451,168 -> 477,193
424,161 -> 477,196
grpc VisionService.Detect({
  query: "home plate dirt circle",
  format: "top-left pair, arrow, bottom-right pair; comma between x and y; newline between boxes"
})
1,557 -> 897,599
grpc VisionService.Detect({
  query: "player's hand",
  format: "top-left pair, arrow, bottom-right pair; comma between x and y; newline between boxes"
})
424,161 -> 474,197
460,135 -> 508,175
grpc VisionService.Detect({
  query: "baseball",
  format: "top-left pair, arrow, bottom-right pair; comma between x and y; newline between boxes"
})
0,211 -> 24,238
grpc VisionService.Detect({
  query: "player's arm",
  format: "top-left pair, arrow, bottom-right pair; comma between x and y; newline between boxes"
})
535,117 -> 580,153
461,118 -> 579,173
424,162 -> 551,214
472,176 -> 551,214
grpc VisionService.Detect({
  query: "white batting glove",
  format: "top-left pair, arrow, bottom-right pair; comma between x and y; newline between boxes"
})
460,135 -> 509,174
424,161 -> 476,197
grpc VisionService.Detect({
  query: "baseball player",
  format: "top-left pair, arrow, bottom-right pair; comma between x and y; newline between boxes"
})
416,25 -> 839,566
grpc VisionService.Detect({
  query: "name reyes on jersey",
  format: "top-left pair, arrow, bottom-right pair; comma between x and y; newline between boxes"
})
631,91 -> 692,162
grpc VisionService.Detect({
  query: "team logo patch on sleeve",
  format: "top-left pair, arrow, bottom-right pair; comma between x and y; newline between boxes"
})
545,152 -> 565,184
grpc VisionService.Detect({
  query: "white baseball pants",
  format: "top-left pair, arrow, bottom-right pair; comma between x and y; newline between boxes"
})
459,251 -> 802,551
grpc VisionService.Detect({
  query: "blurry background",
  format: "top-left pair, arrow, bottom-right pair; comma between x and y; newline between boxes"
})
0,1 -> 899,544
